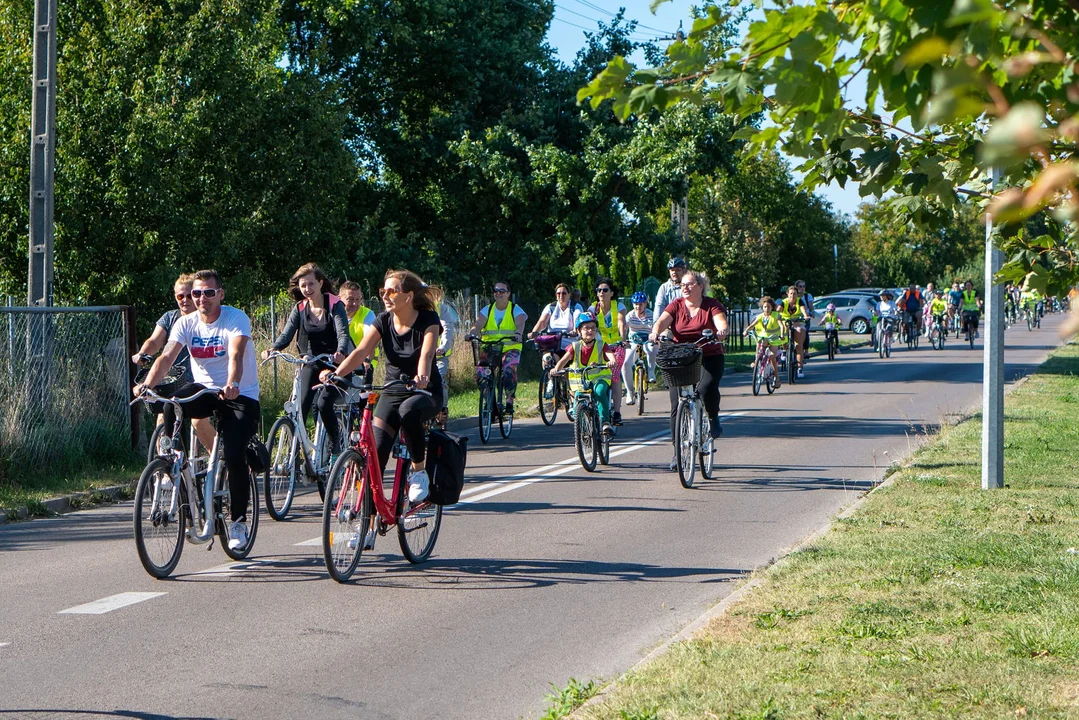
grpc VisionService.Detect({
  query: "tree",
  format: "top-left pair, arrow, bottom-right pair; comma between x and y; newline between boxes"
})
578,0 -> 1079,297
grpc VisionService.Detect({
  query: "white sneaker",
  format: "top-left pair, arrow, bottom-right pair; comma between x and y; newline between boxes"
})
407,469 -> 429,503
626,394 -> 636,406
669,455 -> 677,471
227,521 -> 248,550
363,528 -> 377,550
797,368 -> 805,379
648,374 -> 656,383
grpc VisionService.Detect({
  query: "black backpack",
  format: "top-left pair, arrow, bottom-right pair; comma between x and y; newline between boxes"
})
425,430 -> 468,505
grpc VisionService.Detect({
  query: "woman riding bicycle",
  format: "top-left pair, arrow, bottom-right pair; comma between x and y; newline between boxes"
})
589,277 -> 627,425
650,270 -> 729,468
621,291 -> 657,405
778,285 -> 810,378
323,269 -> 443,504
552,312 -> 618,435
744,295 -> 783,388
529,282 -> 581,358
265,263 -> 350,453
469,280 -> 527,416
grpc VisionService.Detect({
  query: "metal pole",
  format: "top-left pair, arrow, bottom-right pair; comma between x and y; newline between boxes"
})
982,169 -> 1004,490
834,244 -> 839,289
269,295 -> 277,397
125,305 -> 139,450
28,0 -> 57,308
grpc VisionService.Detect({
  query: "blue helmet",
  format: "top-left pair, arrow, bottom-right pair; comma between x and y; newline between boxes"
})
667,256 -> 686,269
575,311 -> 598,330
631,291 -> 647,304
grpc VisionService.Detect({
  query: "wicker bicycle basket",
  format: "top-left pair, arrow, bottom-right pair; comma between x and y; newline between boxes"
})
134,363 -> 188,398
471,338 -> 504,367
656,343 -> 703,388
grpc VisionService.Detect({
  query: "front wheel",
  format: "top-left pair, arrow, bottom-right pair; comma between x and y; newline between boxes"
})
752,358 -> 763,396
397,479 -> 442,563
787,343 -> 797,385
827,335 -> 836,361
147,423 -> 166,464
498,386 -> 513,439
264,417 -> 297,521
674,401 -> 696,489
133,458 -> 186,579
478,379 -> 492,444
322,450 -> 372,583
699,434 -> 715,480
598,414 -> 611,466
218,466 -> 259,561
574,402 -> 598,472
635,365 -> 646,416
539,368 -> 558,426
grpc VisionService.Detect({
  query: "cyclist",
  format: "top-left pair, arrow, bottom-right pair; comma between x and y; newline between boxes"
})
551,312 -> 617,435
961,279 -> 982,340
264,263 -> 349,454
653,257 -> 687,325
469,280 -> 527,416
622,291 -> 656,405
590,277 -> 626,424
899,283 -> 924,340
795,280 -> 814,361
875,290 -> 900,347
434,297 -> 459,424
529,282 -> 582,356
651,269 -> 729,469
921,282 -> 936,335
743,295 -> 783,388
947,280 -> 963,330
819,302 -> 842,353
929,289 -> 948,341
324,269 -> 443,504
339,280 -> 378,375
777,284 -> 809,378
133,269 -> 260,550
131,273 -> 216,452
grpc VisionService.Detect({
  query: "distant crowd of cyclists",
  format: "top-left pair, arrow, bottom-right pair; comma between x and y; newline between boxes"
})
129,258 -> 1070,550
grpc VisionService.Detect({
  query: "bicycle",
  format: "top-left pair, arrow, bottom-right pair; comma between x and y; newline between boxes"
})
902,313 -> 920,350
261,351 -> 345,520
627,332 -> 652,416
659,333 -> 719,489
780,320 -> 801,385
823,322 -> 840,361
322,379 -> 442,582
747,331 -> 778,396
930,314 -> 947,350
554,364 -> 614,472
532,330 -> 572,426
469,336 -> 514,444
130,386 -> 261,579
950,309 -> 963,339
962,310 -> 979,349
878,316 -> 897,358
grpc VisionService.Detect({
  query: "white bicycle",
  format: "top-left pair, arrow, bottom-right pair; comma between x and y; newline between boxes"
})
658,331 -> 720,489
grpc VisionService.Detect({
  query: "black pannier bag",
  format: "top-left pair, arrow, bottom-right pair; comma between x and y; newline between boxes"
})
246,437 -> 271,474
425,429 -> 468,505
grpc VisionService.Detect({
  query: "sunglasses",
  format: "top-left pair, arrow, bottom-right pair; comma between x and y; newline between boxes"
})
379,287 -> 403,298
493,288 -> 509,294
190,288 -> 219,299
595,287 -> 611,293
175,293 -> 192,301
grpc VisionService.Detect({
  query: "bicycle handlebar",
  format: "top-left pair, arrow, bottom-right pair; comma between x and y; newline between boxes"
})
324,375 -> 433,398
260,351 -> 337,368
130,386 -> 219,407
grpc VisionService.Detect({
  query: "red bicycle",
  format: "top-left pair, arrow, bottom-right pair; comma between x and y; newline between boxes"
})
321,378 -> 442,583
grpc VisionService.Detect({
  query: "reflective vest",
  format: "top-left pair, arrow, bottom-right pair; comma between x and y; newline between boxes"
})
750,313 -> 784,339
348,306 -> 380,367
778,298 -> 805,322
592,303 -> 622,345
481,302 -> 522,352
962,290 -> 979,311
568,340 -> 612,391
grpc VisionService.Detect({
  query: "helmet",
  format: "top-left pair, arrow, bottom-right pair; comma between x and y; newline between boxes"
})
575,311 -> 598,330
826,303 -> 836,312
631,291 -> 647,304
667,256 -> 686,269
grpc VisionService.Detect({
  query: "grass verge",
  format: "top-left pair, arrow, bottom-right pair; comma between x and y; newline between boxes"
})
574,341 -> 1079,719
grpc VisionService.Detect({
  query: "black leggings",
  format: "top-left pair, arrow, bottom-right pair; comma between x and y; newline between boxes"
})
372,390 -> 437,477
299,364 -> 342,450
668,354 -> 725,439
162,383 -> 260,521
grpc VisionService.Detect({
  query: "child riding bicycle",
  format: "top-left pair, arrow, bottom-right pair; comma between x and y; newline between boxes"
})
744,296 -> 784,388
552,312 -> 619,435
819,302 -> 842,353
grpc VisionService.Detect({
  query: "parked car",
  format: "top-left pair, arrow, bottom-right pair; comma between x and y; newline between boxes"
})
812,294 -> 879,335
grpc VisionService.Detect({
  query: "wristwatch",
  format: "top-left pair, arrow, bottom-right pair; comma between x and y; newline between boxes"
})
226,381 -> 239,389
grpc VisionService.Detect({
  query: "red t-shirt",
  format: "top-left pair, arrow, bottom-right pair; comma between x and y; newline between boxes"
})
663,297 -> 727,356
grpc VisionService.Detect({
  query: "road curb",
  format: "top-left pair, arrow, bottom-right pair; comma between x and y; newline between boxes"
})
0,482 -> 135,526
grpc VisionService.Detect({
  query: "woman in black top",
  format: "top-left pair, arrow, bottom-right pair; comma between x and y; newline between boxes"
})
324,269 -> 441,503
266,263 -> 350,450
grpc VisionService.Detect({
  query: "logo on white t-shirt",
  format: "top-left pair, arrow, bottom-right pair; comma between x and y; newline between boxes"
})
190,335 -> 227,359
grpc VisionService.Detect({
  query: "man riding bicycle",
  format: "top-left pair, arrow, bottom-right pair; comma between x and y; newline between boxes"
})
133,269 -> 260,551
653,257 -> 687,326
469,280 -> 527,416
899,283 -> 924,339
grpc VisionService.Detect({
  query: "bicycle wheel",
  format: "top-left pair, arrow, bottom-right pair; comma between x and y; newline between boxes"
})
322,450 -> 372,583
264,416 -> 297,521
574,401 -> 598,472
939,328 -> 945,349
599,411 -> 610,466
752,359 -> 763,396
218,464 -> 259,560
913,330 -> 920,350
674,401 -> 696,488
787,343 -> 797,385
635,365 -> 646,416
766,368 -> 777,394
147,423 -> 165,464
699,433 -> 715,480
133,458 -> 186,579
498,384 -> 513,439
397,475 -> 442,564
478,379 -> 492,444
539,368 -> 558,426
827,336 -> 835,361
885,338 -> 891,358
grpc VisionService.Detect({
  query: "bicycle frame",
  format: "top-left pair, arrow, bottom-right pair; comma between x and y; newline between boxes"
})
265,351 -> 337,476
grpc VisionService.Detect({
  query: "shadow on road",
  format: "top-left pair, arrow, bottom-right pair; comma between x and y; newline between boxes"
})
0,712 -> 215,720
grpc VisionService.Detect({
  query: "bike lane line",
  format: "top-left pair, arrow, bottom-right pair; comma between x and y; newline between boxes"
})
58,592 -> 167,615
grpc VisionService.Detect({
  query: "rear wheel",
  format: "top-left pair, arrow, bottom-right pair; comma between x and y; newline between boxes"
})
635,365 -> 646,416
478,379 -> 492,444
699,434 -> 715,480
539,368 -> 558,426
133,458 -> 186,579
264,417 -> 297,521
675,401 -> 696,488
598,414 -> 610,466
574,401 -> 598,472
498,381 -> 513,439
397,476 -> 442,564
787,342 -> 797,385
322,450 -> 372,583
218,465 -> 259,561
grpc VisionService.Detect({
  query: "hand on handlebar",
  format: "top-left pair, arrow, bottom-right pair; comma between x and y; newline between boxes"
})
413,374 -> 430,390
220,384 -> 239,401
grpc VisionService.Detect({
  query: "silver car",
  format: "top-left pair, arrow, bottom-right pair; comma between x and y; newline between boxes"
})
811,294 -> 879,335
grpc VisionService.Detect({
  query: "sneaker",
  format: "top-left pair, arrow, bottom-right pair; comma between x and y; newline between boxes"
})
227,521 -> 249,551
796,367 -> 805,379
709,416 -> 723,439
648,374 -> 656,383
407,469 -> 429,503
505,401 -> 515,416
346,531 -> 359,550
612,411 -> 622,426
602,423 -> 614,436
625,393 -> 637,406
363,528 -> 376,550
669,454 -> 677,471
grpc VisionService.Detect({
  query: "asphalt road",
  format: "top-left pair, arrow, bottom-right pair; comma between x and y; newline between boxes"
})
0,315 -> 1067,719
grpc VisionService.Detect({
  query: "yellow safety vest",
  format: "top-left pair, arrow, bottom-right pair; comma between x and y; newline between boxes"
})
568,340 -> 612,391
481,302 -> 522,352
778,298 -> 805,322
962,290 -> 979,311
348,307 -> 380,367
592,304 -> 622,346
750,313 -> 784,338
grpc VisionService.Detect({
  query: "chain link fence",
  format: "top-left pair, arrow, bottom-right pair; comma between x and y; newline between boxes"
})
0,304 -> 135,484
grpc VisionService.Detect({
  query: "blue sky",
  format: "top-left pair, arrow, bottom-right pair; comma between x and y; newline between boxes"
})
545,0 -> 867,219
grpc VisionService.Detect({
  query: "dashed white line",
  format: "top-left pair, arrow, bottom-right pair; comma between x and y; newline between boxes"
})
0,642 -> 11,648
58,592 -> 166,615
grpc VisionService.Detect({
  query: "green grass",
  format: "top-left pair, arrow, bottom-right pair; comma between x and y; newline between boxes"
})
576,342 -> 1079,720
543,678 -> 600,719
0,461 -> 143,518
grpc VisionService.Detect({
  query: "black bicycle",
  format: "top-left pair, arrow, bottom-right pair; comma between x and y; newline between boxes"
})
532,331 -> 572,426
469,337 -> 514,443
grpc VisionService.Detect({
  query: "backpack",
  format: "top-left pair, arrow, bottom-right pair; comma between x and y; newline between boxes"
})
425,430 -> 468,505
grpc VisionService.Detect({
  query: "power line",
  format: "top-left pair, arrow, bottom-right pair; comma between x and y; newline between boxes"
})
565,0 -> 672,34
508,0 -> 661,40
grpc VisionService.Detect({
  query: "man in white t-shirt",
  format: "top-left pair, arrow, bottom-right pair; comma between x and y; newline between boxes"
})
134,269 -> 261,551
468,280 -> 528,415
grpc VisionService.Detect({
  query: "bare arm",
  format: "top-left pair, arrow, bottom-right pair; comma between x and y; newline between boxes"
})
712,310 -> 729,340
415,324 -> 439,388
221,335 -> 249,399
530,309 -> 551,337
513,312 -> 527,340
133,325 -> 169,364
616,308 -> 627,340
650,311 -> 674,341
552,344 -> 575,372
332,326 -> 382,378
133,340 -> 183,394
469,311 -> 487,337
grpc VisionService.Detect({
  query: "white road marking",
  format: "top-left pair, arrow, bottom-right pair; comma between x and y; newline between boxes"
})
294,412 -> 747,543
58,592 -> 166,615
0,642 -> 11,648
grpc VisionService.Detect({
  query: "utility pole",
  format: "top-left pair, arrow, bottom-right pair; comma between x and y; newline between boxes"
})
983,168 -> 1004,490
670,196 -> 687,245
28,0 -> 58,307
